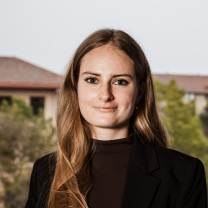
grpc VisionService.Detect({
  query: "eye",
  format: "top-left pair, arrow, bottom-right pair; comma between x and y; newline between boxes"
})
114,79 -> 129,86
84,77 -> 98,84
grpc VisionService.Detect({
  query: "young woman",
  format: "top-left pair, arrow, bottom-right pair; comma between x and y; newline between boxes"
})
25,29 -> 207,208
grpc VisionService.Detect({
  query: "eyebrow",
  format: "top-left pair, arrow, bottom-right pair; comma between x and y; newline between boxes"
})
81,71 -> 133,79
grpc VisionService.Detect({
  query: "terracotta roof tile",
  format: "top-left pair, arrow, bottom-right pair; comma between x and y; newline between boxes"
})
0,57 -> 63,89
153,74 -> 208,94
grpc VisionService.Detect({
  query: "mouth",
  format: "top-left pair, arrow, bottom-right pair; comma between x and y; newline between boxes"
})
93,106 -> 118,112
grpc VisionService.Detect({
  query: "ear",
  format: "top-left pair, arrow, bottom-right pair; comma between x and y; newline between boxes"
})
136,82 -> 145,103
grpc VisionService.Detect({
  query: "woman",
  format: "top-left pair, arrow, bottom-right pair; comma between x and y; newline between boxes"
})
25,29 -> 207,208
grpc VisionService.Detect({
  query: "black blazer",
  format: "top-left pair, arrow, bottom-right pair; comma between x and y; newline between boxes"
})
25,133 -> 207,208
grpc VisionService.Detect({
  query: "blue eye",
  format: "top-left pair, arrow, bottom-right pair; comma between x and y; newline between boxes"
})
85,77 -> 98,84
114,79 -> 129,86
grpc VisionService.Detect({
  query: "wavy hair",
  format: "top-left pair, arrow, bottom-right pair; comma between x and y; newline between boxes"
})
48,29 -> 169,207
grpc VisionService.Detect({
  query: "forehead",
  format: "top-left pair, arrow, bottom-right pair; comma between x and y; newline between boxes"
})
80,45 -> 135,75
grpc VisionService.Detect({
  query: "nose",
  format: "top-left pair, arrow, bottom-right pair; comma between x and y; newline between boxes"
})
99,83 -> 114,102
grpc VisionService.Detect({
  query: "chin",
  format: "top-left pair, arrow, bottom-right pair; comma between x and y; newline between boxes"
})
89,120 -> 117,128
92,120 -> 129,129
94,123 -> 117,129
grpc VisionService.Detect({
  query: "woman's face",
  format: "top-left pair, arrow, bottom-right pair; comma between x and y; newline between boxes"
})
77,45 -> 138,132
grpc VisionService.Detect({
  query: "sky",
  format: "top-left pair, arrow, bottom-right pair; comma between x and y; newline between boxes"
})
0,0 -> 208,76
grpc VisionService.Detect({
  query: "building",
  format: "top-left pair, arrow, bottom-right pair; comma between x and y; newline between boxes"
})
0,57 -> 62,125
153,74 -> 208,114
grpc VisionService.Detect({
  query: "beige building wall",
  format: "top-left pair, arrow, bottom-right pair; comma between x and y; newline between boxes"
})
0,89 -> 58,125
184,93 -> 207,115
195,94 -> 207,115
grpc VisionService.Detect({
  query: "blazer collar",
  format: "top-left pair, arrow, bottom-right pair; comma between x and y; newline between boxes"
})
121,132 -> 161,208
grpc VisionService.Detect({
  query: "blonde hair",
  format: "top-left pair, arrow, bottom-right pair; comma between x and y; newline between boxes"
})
48,29 -> 169,207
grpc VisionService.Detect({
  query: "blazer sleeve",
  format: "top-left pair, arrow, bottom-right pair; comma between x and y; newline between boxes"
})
175,158 -> 207,208
25,160 -> 39,208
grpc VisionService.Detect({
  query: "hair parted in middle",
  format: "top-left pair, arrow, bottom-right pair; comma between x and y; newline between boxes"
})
48,28 -> 170,208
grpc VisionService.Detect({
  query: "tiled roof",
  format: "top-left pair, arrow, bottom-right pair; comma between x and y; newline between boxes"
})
0,57 -> 63,89
153,74 -> 208,94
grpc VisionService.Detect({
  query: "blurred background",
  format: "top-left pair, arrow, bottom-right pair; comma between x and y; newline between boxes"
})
0,0 -> 207,207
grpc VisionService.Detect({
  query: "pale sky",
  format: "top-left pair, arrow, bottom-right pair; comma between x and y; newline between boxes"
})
0,0 -> 208,76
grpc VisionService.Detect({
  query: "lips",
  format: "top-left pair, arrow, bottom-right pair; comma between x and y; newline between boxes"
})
93,106 -> 118,112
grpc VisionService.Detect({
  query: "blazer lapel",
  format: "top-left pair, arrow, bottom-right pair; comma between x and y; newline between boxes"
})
121,133 -> 161,208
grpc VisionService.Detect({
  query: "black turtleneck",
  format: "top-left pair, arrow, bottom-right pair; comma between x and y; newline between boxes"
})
87,134 -> 133,208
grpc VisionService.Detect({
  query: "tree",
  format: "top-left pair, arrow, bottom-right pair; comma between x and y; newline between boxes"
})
155,80 -> 208,185
0,98 -> 55,208
200,104 -> 208,137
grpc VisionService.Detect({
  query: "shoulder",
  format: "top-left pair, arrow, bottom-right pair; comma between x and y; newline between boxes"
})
155,145 -> 204,171
33,152 -> 56,171
25,153 -> 57,207
154,146 -> 207,206
32,152 -> 56,194
154,145 -> 206,188
133,132 -> 205,175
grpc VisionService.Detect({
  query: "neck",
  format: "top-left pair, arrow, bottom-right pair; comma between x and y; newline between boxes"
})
91,125 -> 129,141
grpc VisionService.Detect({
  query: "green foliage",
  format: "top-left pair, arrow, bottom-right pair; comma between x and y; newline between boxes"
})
0,98 -> 55,208
155,79 -> 208,188
200,104 -> 208,137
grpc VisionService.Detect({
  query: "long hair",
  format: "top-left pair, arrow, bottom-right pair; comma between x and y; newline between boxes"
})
48,29 -> 169,207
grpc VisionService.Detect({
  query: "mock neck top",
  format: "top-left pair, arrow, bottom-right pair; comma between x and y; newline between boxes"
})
87,134 -> 133,208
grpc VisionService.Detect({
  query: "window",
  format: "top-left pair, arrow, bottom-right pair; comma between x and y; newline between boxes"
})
184,93 -> 195,101
0,96 -> 12,105
30,97 -> 44,115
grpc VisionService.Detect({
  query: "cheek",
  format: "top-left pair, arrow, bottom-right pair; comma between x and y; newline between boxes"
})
119,89 -> 138,107
78,92 -> 89,113
78,90 -> 86,103
77,91 -> 88,120
77,86 -> 96,112
77,84 -> 85,110
77,82 -> 87,102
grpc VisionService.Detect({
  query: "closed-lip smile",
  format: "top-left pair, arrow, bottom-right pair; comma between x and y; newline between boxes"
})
93,106 -> 118,112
